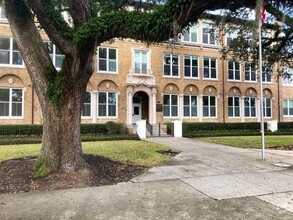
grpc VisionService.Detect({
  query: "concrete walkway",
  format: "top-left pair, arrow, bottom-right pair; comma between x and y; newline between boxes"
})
1,137 -> 293,219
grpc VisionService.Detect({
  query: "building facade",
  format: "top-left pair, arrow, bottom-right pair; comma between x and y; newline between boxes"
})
0,15 -> 293,126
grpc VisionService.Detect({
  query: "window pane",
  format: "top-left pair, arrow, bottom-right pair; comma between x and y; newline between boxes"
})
171,106 -> 178,117
55,55 -> 65,68
0,51 -> 9,64
0,103 -> 9,116
82,104 -> 91,116
184,106 -> 189,117
203,106 -> 209,117
109,49 -> 116,59
99,60 -> 107,71
0,89 -> 9,101
172,66 -> 179,76
203,96 -> 209,105
11,103 -> 22,116
44,42 -> 53,54
210,107 -> 216,117
0,38 -> 10,50
163,95 -> 170,105
109,60 -> 116,72
184,96 -> 189,105
108,105 -> 116,116
98,105 -> 106,116
12,89 -> 22,102
228,107 -> 233,117
171,95 -> 178,105
108,93 -> 116,104
235,107 -> 240,117
191,106 -> 197,117
163,106 -> 170,117
210,97 -> 215,106
164,65 -> 170,76
98,92 -> 106,104
184,66 -> 190,77
99,48 -> 107,59
13,52 -> 23,65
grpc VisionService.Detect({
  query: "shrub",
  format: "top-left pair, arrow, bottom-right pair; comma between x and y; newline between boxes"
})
105,121 -> 126,135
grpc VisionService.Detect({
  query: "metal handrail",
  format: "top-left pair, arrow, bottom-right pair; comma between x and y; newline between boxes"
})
146,120 -> 153,135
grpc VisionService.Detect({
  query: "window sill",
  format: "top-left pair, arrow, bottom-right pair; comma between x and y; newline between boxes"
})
0,64 -> 25,68
97,71 -> 118,75
0,117 -> 24,119
162,76 -> 181,79
184,77 -> 200,80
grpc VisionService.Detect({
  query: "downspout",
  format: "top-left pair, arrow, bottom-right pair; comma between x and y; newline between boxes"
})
277,63 -> 281,122
31,85 -> 34,124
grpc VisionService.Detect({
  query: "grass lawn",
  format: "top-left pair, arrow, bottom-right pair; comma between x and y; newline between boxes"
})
0,140 -> 179,167
198,136 -> 293,149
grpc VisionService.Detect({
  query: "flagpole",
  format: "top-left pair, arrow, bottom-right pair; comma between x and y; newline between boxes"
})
259,12 -> 265,161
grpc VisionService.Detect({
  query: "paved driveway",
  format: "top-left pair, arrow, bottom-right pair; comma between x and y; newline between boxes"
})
0,137 -> 293,219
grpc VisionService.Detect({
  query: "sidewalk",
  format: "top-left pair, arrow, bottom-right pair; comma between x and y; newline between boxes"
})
0,137 -> 293,219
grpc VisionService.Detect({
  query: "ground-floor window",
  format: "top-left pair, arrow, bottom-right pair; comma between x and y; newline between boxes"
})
98,92 -> 117,117
244,97 -> 256,117
203,95 -> 216,117
82,92 -> 91,117
163,94 -> 178,117
283,99 -> 293,116
183,95 -> 197,117
0,88 -> 23,117
263,98 -> 272,118
228,96 -> 240,117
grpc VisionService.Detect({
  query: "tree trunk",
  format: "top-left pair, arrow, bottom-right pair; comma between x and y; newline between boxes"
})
39,88 -> 86,174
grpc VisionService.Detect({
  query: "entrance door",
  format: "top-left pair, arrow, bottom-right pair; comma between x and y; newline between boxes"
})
133,103 -> 141,123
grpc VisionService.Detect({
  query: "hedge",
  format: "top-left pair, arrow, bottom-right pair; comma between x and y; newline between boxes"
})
165,122 -> 293,137
0,122 -> 127,136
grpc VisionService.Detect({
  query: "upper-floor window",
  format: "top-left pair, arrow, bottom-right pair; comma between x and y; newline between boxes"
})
98,92 -> 117,117
163,94 -> 178,117
228,96 -> 240,117
244,97 -> 256,118
98,47 -> 117,73
203,95 -> 216,117
228,61 -> 241,81
183,95 -> 197,117
134,50 -> 148,74
203,57 -> 217,79
283,99 -> 293,117
44,41 -> 65,68
282,67 -> 293,86
245,62 -> 256,82
0,88 -> 23,118
163,54 -> 179,77
262,64 -> 272,83
226,30 -> 238,47
0,1 -> 6,20
202,23 -> 215,45
184,55 -> 199,78
0,37 -> 23,66
82,92 -> 91,117
182,24 -> 198,43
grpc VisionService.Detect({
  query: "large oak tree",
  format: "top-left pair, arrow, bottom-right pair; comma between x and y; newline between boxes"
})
4,0 -> 292,175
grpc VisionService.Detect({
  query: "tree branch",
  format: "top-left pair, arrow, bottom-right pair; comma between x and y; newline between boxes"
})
26,0 -> 74,54
266,3 -> 293,28
69,0 -> 91,27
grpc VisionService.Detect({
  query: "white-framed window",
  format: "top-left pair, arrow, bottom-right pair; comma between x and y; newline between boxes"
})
134,50 -> 148,74
228,61 -> 241,81
262,64 -> 272,83
183,95 -> 197,117
203,95 -> 216,117
245,62 -> 256,82
282,68 -> 293,86
244,97 -> 256,117
0,0 -> 6,20
263,97 -> 272,118
226,30 -> 238,46
228,96 -> 240,117
98,92 -> 117,117
0,88 -> 23,118
163,94 -> 178,117
82,92 -> 91,117
184,55 -> 199,78
202,23 -> 216,45
163,54 -> 179,77
44,41 -> 65,68
98,47 -> 117,73
182,24 -> 198,43
203,57 -> 217,79
283,99 -> 293,117
0,37 -> 23,66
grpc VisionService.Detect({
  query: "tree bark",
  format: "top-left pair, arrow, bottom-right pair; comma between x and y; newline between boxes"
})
5,0 -> 95,174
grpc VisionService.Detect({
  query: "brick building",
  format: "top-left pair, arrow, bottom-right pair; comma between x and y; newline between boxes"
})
0,11 -> 293,126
